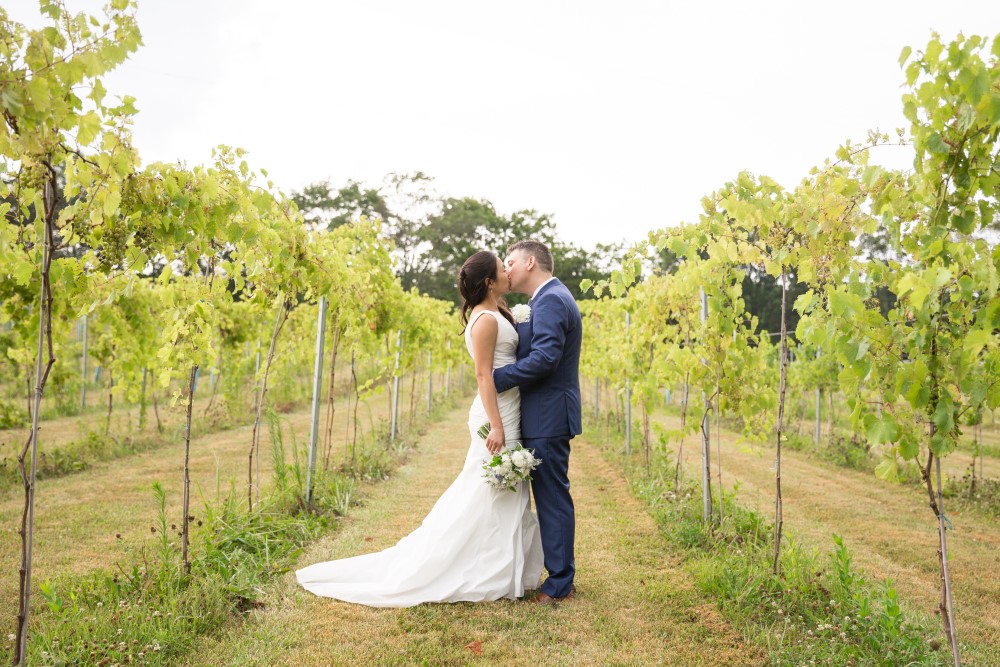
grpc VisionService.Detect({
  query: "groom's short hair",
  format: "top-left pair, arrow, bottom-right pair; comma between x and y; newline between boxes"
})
508,240 -> 554,273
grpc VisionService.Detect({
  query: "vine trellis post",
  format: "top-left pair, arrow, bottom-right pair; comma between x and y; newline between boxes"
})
624,310 -> 631,457
390,330 -> 402,442
699,287 -> 712,523
426,350 -> 433,417
80,314 -> 88,410
445,340 -> 451,398
305,296 -> 328,505
815,349 -> 822,445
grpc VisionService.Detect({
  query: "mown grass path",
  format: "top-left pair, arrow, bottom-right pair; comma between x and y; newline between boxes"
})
183,406 -> 762,667
0,382 -> 417,617
654,411 -> 1000,665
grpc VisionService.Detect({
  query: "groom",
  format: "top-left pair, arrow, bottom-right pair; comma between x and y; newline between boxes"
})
493,240 -> 582,604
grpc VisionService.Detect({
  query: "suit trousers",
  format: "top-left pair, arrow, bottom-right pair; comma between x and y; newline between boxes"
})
525,435 -> 575,598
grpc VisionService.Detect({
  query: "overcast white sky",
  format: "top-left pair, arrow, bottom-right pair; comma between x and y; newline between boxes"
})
7,1 -> 1000,249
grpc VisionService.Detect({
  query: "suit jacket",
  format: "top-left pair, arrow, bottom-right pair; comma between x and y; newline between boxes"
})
493,278 -> 582,439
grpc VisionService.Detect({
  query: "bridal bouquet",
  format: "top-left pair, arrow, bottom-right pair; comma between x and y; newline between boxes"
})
481,443 -> 541,493
477,423 -> 541,490
482,445 -> 541,491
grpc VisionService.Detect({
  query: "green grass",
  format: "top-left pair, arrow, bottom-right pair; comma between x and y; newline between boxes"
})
0,415 -> 257,496
0,371 -> 467,667
175,403 -> 764,666
592,416 -> 948,667
0,402 -> 430,667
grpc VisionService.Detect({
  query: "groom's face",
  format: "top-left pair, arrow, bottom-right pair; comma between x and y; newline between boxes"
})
504,250 -> 529,293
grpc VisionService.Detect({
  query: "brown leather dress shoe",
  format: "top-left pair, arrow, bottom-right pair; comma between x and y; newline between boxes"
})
530,585 -> 576,605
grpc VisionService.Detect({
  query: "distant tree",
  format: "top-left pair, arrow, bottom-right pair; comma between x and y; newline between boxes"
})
856,227 -> 899,318
291,172 -> 630,304
290,172 -> 439,290
547,241 -> 605,301
290,178 -> 395,231
379,172 -> 438,290
414,197 -> 504,300
740,265 -> 808,339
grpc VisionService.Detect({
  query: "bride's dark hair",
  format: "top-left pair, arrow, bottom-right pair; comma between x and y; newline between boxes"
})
458,251 -> 515,332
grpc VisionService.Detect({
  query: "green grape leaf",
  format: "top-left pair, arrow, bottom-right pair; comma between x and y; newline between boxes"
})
77,111 -> 102,146
11,259 -> 34,286
931,396 -> 954,434
963,328 -> 992,356
897,272 -> 929,310
864,413 -> 900,445
898,45 -> 912,67
986,93 -> 1000,127
898,433 -> 919,460
929,430 -> 953,457
1,88 -> 24,116
874,457 -> 899,483
793,289 -> 815,315
925,132 -> 950,155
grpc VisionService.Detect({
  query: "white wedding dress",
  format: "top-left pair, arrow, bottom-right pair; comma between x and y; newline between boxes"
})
296,309 -> 544,607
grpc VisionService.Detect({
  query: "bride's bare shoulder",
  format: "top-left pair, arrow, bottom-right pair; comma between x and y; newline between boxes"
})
468,309 -> 499,340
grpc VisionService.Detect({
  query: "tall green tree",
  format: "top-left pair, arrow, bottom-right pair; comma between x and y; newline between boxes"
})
290,179 -> 390,230
413,196 -> 504,299
292,171 -> 627,303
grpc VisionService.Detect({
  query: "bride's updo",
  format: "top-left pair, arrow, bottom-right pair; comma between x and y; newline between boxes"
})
458,251 -> 515,331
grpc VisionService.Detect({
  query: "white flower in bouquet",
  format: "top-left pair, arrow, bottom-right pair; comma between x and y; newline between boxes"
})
511,449 -> 529,468
511,304 -> 531,324
482,444 -> 541,491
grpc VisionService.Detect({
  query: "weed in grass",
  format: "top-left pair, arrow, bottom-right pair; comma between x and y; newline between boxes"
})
0,399 -> 28,429
944,470 -> 1000,518
644,480 -> 946,665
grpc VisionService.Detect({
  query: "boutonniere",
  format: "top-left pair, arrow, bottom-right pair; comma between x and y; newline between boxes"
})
511,304 -> 531,324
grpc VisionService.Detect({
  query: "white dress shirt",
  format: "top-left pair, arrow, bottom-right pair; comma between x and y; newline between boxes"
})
530,276 -> 557,302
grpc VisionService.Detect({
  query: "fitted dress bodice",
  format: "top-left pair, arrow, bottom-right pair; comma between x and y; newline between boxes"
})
464,309 -> 521,445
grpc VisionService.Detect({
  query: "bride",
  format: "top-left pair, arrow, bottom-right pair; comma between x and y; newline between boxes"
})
296,250 -> 544,607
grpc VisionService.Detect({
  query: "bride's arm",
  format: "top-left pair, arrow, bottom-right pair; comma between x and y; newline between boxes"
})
469,314 -> 505,455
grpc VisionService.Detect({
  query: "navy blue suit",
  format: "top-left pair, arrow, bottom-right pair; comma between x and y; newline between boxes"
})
494,278 -> 582,598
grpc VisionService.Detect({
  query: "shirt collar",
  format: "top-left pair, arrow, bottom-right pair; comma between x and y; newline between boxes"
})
530,276 -> 557,302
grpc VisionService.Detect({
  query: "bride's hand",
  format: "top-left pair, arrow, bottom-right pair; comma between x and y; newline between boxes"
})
485,426 -> 505,455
